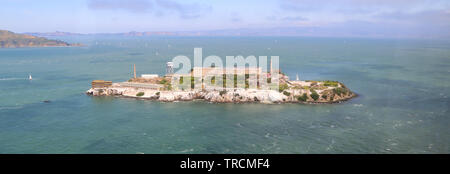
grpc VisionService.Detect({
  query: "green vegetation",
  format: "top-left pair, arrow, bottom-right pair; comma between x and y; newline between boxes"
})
211,76 -> 215,84
179,76 -> 184,84
283,91 -> 291,96
297,93 -> 308,102
292,86 -> 302,90
234,74 -> 238,88
158,78 -> 172,90
279,83 -> 289,92
311,86 -> 328,90
219,90 -> 227,96
136,92 -> 145,97
156,92 -> 160,95
222,74 -> 227,88
309,89 -> 319,100
159,79 -> 168,84
321,94 -> 327,99
0,30 -> 77,48
310,91 -> 319,101
333,87 -> 348,96
245,74 -> 249,89
323,80 -> 339,87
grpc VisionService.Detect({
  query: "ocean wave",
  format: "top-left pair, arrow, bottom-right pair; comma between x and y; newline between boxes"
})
353,104 -> 364,107
0,106 -> 23,110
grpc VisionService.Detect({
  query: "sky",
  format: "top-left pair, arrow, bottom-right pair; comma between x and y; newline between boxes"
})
1,0 -> 450,38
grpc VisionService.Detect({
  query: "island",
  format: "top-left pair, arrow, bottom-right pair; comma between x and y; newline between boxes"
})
86,64 -> 356,104
0,29 -> 81,48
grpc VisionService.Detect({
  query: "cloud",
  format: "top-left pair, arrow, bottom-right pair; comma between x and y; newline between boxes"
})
321,19 -> 450,38
373,10 -> 450,36
278,0 -> 450,21
230,13 -> 242,23
279,0 -> 450,13
154,0 -> 211,19
376,10 -> 450,25
220,0 -> 445,38
87,0 -> 153,13
87,0 -> 211,19
275,0 -> 450,32
281,16 -> 308,21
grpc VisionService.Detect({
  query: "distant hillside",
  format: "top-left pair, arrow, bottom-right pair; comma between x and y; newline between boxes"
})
0,30 -> 80,48
27,31 -> 176,37
25,31 -> 84,37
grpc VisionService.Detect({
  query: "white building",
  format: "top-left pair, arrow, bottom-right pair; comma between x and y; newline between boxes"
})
141,74 -> 159,79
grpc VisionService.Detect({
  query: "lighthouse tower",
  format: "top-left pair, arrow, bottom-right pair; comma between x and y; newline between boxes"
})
166,62 -> 174,75
133,64 -> 136,78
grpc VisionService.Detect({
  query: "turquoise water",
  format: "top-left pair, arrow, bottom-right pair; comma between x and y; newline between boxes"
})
0,36 -> 449,153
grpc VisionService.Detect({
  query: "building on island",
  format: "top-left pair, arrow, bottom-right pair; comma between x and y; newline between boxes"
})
92,80 -> 112,88
141,74 -> 159,79
170,66 -> 265,91
117,82 -> 163,90
171,66 -> 264,81
190,67 -> 263,77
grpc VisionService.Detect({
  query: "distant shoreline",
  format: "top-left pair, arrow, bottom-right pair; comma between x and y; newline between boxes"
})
0,44 -> 83,49
0,29 -> 82,48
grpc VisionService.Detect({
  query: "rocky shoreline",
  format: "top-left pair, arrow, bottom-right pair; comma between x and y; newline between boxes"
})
86,82 -> 357,104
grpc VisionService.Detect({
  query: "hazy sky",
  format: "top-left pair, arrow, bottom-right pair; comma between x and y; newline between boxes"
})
1,0 -> 450,38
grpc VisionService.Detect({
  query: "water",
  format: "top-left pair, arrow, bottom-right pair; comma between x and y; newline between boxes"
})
0,36 -> 449,153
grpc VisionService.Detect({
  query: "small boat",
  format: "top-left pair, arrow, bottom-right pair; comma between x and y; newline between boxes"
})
29,74 -> 32,80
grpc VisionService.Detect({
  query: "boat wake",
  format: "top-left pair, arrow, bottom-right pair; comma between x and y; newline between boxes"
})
0,78 -> 27,81
0,106 -> 23,110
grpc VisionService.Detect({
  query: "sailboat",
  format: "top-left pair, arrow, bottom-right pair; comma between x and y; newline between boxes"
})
296,73 -> 299,81
29,74 -> 32,80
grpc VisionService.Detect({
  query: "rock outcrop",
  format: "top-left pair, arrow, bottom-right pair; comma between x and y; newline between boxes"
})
86,83 -> 355,104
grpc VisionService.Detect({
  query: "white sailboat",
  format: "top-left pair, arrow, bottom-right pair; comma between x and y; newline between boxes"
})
29,74 -> 32,80
296,73 -> 299,81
